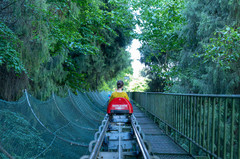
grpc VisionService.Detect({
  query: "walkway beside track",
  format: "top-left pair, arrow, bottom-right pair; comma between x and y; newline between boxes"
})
133,105 -> 194,159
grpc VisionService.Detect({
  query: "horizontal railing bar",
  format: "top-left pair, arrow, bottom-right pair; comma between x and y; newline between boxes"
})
132,92 -> 240,98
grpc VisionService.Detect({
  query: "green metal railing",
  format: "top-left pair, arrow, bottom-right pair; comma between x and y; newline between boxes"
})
129,92 -> 240,159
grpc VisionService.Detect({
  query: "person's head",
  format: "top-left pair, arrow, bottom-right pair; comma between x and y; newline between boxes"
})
117,80 -> 124,90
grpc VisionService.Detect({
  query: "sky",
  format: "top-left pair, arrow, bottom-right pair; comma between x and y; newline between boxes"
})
126,22 -> 145,78
127,39 -> 145,78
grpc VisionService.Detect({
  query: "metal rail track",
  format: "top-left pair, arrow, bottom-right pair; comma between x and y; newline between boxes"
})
89,116 -> 110,159
131,116 -> 151,159
81,114 -> 154,159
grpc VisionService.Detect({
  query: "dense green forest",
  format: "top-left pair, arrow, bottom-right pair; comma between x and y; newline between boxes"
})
133,0 -> 240,94
0,0 -> 134,100
1,0 -> 240,101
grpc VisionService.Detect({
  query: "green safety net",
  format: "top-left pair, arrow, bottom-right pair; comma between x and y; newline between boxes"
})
0,90 -> 109,159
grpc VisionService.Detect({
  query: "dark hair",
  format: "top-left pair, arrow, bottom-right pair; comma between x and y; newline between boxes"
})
117,80 -> 124,89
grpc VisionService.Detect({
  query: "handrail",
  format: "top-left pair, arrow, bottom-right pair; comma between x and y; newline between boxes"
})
130,92 -> 240,98
131,116 -> 151,159
89,115 -> 109,159
130,92 -> 240,159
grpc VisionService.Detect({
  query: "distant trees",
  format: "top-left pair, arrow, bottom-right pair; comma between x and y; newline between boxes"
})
131,0 -> 185,92
132,0 -> 240,94
1,0 -> 239,99
0,0 -> 135,100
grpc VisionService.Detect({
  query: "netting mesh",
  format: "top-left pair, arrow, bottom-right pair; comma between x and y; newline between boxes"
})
0,90 -> 108,158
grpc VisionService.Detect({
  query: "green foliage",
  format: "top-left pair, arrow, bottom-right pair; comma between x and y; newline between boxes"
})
0,109 -> 46,158
128,76 -> 149,92
0,0 -> 135,100
134,0 -> 185,52
170,0 -> 240,94
133,0 -> 240,94
201,26 -> 240,69
140,67 -> 167,92
131,0 -> 185,91
0,22 -> 25,73
1,0 -> 240,99
98,66 -> 133,91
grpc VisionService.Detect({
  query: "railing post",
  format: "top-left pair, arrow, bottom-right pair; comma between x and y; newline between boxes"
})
203,97 -> 206,148
207,97 -> 210,150
175,96 -> 177,130
238,101 -> 240,159
217,98 -> 221,157
189,96 -> 192,155
199,97 -> 201,144
174,95 -> 177,141
146,92 -> 148,110
194,96 -> 197,142
177,96 -> 180,131
211,98 -> 215,157
223,98 -> 228,159
187,96 -> 190,138
182,95 -> 184,134
199,97 -> 202,146
230,98 -> 235,159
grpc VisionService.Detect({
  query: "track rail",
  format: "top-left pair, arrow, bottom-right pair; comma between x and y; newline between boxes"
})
131,116 -> 151,159
89,116 -> 110,159
86,114 -> 151,159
